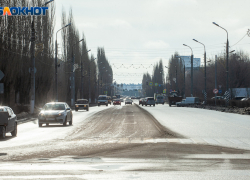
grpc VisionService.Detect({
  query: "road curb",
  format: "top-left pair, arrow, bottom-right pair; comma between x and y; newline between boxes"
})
17,118 -> 37,125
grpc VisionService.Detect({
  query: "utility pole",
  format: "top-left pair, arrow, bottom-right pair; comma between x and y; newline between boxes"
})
191,54 -> 193,96
81,55 -> 83,99
88,65 -> 91,103
30,21 -> 36,114
215,55 -> 217,106
71,51 -> 75,107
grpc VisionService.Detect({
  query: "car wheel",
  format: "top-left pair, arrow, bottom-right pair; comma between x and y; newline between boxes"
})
75,109 -> 78,111
11,123 -> 17,136
106,104 -> 108,106
98,104 -> 100,107
69,117 -> 73,125
63,117 -> 67,126
153,104 -> 155,107
87,107 -> 89,111
150,105 -> 151,106
46,123 -> 49,126
39,122 -> 42,127
0,126 -> 6,139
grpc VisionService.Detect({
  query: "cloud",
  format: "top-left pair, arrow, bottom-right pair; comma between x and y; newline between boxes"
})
109,19 -> 132,29
144,40 -> 169,49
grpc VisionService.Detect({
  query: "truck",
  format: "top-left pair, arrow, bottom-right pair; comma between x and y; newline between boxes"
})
168,91 -> 182,107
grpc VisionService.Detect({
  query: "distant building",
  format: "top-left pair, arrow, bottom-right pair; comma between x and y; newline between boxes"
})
123,83 -> 142,90
179,56 -> 200,70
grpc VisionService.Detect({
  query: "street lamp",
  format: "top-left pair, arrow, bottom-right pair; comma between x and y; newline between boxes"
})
213,22 -> 229,104
81,49 -> 91,99
30,0 -> 54,114
193,39 -> 207,104
176,56 -> 186,98
183,44 -> 194,96
71,39 -> 84,106
54,22 -> 71,102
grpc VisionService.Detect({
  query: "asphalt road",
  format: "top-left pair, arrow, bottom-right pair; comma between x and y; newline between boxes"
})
0,101 -> 250,179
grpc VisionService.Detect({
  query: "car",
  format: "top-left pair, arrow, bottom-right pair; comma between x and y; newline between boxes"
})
156,95 -> 164,105
113,99 -> 121,105
211,96 -> 223,100
75,99 -> 89,111
125,98 -> 133,105
233,96 -> 246,101
142,97 -> 155,106
120,98 -> 124,102
98,95 -> 108,106
241,98 -> 249,101
0,106 -> 17,139
107,96 -> 112,105
139,98 -> 144,105
38,102 -> 73,127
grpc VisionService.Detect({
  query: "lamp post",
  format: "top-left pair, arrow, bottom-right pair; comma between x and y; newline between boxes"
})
193,39 -> 206,104
213,22 -> 229,104
55,22 -> 71,102
81,49 -> 91,99
183,44 -> 194,96
30,0 -> 54,114
89,58 -> 96,103
176,56 -> 185,98
71,39 -> 84,107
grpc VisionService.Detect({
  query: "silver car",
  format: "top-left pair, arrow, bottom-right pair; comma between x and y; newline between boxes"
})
38,102 -> 73,127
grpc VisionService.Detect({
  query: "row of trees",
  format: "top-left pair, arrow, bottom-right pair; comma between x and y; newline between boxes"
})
167,51 -> 250,100
0,0 -> 55,106
142,50 -> 250,100
0,1 -> 113,109
142,60 -> 165,96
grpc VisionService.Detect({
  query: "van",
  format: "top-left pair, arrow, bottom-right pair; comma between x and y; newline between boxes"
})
98,95 -> 108,106
176,97 -> 200,107
156,95 -> 164,105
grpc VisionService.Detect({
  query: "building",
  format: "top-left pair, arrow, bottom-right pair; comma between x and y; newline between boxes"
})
179,56 -> 200,70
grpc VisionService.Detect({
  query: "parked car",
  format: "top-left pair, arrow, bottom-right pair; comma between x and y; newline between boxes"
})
211,96 -> 223,100
241,98 -> 249,101
38,102 -> 73,127
233,96 -> 246,101
0,106 -> 17,139
176,97 -> 200,107
98,95 -> 108,106
113,99 -> 121,105
156,95 -> 164,105
75,99 -> 89,111
125,98 -> 133,105
142,97 -> 155,106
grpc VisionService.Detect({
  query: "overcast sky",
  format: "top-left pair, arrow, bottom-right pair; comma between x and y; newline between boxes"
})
53,0 -> 250,84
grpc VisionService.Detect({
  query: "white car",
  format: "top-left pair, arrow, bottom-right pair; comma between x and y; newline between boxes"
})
38,102 -> 73,127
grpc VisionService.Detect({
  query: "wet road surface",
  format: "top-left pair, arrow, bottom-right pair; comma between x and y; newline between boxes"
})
0,103 -> 250,179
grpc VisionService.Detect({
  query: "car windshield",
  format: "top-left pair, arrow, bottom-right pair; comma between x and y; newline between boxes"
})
148,98 -> 154,100
76,100 -> 88,104
98,97 -> 107,100
43,104 -> 65,110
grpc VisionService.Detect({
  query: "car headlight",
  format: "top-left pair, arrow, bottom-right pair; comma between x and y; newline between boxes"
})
76,105 -> 79,107
39,113 -> 44,116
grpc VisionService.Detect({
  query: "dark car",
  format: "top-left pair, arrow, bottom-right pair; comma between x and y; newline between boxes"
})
75,99 -> 89,111
113,99 -> 121,105
38,102 -> 73,127
142,97 -> 155,106
0,106 -> 17,139
139,98 -> 144,105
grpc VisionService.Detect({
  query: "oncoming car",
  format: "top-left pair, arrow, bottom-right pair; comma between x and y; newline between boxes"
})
38,102 -> 73,127
75,99 -> 89,111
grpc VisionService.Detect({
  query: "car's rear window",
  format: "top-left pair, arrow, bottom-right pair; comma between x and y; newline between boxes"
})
148,98 -> 154,100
